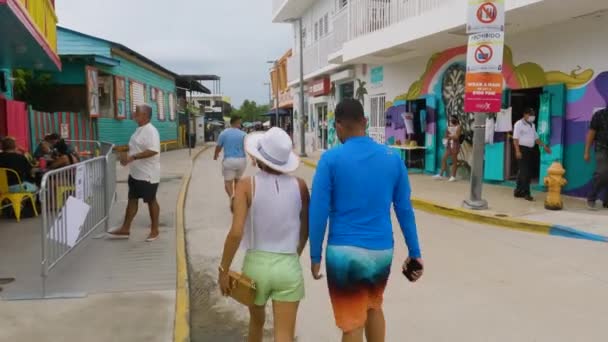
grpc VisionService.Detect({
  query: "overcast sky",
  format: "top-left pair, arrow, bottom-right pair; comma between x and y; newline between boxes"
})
56,0 -> 292,108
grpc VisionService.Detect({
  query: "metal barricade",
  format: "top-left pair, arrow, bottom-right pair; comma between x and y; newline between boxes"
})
38,141 -> 115,297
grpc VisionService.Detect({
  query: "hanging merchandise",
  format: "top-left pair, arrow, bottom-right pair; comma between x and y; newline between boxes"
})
402,112 -> 415,135
485,117 -> 495,144
537,93 -> 551,146
420,109 -> 427,134
495,107 -> 512,132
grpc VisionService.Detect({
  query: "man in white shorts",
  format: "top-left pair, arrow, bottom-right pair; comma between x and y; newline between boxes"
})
214,116 -> 247,202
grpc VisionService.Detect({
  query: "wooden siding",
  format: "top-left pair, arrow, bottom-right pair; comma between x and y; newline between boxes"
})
57,28 -> 112,58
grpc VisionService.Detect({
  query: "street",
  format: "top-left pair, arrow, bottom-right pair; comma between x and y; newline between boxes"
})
186,149 -> 608,342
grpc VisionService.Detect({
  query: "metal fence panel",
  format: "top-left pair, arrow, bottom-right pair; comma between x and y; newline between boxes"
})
38,140 -> 115,297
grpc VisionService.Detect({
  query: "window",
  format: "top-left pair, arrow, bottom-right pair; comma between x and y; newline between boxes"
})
324,14 -> 329,36
369,94 -> 386,144
86,66 -> 100,117
114,76 -> 127,119
130,81 -> 145,117
157,89 -> 166,121
338,0 -> 348,10
169,93 -> 176,121
98,74 -> 114,118
314,22 -> 319,41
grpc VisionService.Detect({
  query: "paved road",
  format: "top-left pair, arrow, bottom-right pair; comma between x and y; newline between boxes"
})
186,149 -> 608,342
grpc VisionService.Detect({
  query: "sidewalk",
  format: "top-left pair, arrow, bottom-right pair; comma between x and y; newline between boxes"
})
302,151 -> 608,239
0,148 -> 203,341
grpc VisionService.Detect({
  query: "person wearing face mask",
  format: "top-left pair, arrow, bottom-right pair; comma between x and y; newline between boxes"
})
513,108 -> 551,201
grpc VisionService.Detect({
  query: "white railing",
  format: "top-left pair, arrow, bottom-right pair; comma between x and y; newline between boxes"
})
349,0 -> 450,40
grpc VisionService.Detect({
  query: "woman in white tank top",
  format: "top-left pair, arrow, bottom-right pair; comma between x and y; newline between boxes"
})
219,128 -> 309,342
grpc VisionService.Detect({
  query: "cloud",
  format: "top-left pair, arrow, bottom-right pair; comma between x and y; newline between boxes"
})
55,0 -> 292,107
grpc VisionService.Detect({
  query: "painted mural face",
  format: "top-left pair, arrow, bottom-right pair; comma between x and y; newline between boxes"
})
442,64 -> 471,144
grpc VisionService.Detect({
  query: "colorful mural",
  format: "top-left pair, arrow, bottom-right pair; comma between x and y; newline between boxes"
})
384,45 -> 605,197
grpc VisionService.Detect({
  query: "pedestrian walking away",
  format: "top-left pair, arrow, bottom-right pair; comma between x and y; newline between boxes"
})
309,99 -> 423,342
512,108 -> 552,201
584,107 -> 608,209
218,127 -> 310,342
433,115 -> 462,182
108,104 -> 162,242
214,115 -> 247,208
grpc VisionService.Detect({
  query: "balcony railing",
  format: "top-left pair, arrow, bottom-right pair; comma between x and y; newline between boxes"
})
331,7 -> 349,54
349,0 -> 450,40
17,0 -> 58,54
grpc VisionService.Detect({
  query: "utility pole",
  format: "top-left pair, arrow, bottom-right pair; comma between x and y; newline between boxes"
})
298,17 -> 306,157
463,113 -> 488,209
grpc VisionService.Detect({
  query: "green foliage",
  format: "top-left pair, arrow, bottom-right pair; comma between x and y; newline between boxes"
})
232,100 -> 269,122
13,69 -> 53,107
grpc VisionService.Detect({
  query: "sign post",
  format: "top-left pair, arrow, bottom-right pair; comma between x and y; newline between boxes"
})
463,0 -> 505,210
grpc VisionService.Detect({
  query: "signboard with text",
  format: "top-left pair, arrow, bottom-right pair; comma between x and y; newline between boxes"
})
467,0 -> 505,34
464,72 -> 503,113
466,32 -> 504,73
309,78 -> 331,97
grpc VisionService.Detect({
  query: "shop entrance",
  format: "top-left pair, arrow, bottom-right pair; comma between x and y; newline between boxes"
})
316,104 -> 328,150
407,99 -> 427,147
507,87 -> 543,182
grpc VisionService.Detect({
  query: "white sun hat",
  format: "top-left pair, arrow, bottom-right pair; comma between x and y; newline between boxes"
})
245,127 -> 300,173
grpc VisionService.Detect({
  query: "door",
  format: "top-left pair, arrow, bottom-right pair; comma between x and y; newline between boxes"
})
316,104 -> 328,150
369,94 -> 386,144
539,83 -> 566,184
484,89 -> 510,181
424,95 -> 437,173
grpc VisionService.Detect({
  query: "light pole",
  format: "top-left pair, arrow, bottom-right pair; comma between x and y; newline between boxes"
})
298,18 -> 306,157
263,82 -> 272,108
266,60 -> 280,128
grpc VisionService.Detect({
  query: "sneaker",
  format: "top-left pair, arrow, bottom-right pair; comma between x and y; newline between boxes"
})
524,195 -> 535,202
587,200 -> 597,210
432,174 -> 444,180
448,177 -> 457,182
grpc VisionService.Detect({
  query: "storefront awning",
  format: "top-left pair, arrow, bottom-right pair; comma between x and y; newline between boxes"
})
263,108 -> 291,116
0,1 -> 61,71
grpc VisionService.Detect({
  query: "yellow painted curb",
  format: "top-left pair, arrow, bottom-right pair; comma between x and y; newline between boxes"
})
301,158 -> 553,236
174,146 -> 212,342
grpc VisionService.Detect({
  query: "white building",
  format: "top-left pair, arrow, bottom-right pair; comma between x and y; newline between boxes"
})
274,0 -> 608,197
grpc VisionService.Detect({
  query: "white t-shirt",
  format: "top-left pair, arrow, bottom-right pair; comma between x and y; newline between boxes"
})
513,119 -> 539,148
128,123 -> 161,183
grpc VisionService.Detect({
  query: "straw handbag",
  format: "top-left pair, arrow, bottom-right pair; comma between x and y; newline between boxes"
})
226,270 -> 257,306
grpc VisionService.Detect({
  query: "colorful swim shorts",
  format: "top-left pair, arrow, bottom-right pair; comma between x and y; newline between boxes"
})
326,245 -> 393,332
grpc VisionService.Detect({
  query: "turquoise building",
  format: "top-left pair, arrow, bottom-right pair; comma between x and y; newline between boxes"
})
44,27 -> 180,146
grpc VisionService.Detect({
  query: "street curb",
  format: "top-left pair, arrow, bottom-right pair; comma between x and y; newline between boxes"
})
301,159 -> 608,243
174,145 -> 212,342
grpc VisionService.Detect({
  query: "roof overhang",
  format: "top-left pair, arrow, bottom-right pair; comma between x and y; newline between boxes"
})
0,0 -> 61,71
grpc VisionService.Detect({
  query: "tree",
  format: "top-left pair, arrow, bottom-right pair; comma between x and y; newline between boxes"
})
233,100 -> 269,122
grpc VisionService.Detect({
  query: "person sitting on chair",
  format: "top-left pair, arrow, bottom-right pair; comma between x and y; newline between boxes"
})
0,137 -> 37,193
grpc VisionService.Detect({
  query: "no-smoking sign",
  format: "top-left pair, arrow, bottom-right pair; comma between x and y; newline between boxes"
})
467,0 -> 504,34
477,2 -> 497,24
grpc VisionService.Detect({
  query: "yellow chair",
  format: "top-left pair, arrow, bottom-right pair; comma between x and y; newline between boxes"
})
56,185 -> 75,208
0,168 -> 39,222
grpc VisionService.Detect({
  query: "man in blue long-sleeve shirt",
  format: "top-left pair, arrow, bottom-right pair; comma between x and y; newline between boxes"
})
309,99 -> 423,342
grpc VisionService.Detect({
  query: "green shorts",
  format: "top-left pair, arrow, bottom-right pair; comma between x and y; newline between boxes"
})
242,250 -> 305,306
